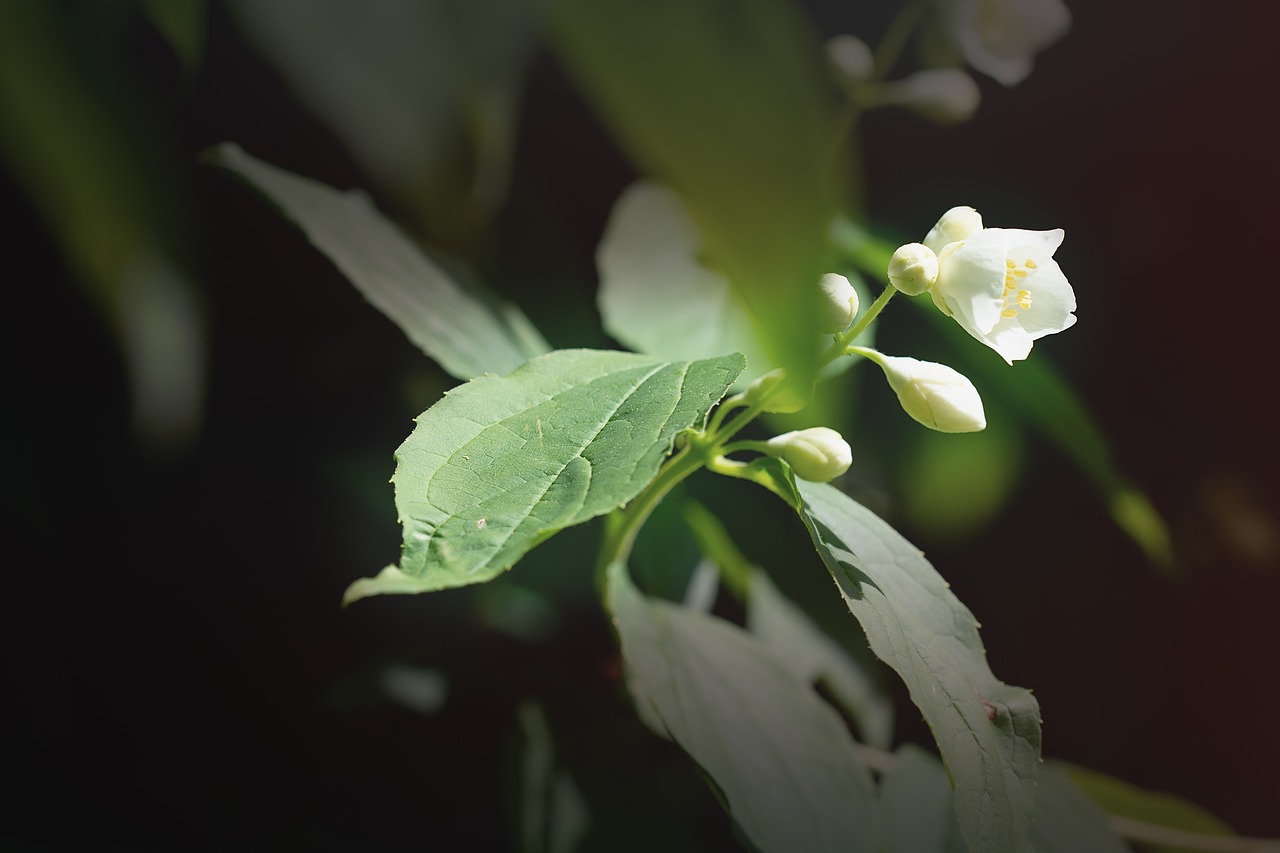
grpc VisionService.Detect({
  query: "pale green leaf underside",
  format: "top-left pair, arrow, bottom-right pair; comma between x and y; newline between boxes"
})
345,349 -> 743,603
597,181 -> 774,384
608,561 -> 878,853
795,481 -> 1042,853
210,143 -> 549,380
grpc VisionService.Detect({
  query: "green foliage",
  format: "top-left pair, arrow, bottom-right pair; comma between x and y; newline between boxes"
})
211,144 -> 549,381
607,560 -> 879,853
344,349 -> 743,603
796,480 -> 1042,853
550,0 -> 843,394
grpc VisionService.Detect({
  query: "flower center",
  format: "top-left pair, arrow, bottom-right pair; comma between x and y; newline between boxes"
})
1000,256 -> 1036,318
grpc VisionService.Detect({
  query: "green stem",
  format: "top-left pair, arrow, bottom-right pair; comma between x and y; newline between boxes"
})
595,446 -> 704,575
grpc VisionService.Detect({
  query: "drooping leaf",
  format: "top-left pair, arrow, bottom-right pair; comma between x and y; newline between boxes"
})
345,349 -> 743,603
551,0 -> 845,393
796,480 -> 1042,853
209,143 -> 549,381
607,561 -> 879,853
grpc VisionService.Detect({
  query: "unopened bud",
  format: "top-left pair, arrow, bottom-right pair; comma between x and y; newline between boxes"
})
826,34 -> 874,84
744,368 -> 809,414
870,352 -> 986,433
923,205 -> 983,254
766,427 -> 853,482
819,273 -> 860,333
887,243 -> 939,296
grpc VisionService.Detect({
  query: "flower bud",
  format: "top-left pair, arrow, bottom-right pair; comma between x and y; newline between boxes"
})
819,272 -> 860,333
743,368 -> 809,413
869,352 -> 986,432
826,34 -> 874,84
766,427 -> 853,482
887,242 -> 939,296
923,205 -> 983,254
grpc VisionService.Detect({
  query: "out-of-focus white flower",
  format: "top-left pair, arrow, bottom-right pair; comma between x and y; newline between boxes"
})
766,427 -> 853,482
826,34 -> 875,84
935,0 -> 1071,86
878,68 -> 981,124
819,273 -> 860,333
855,349 -> 986,432
887,242 -> 940,296
932,224 -> 1077,363
743,368 -> 809,414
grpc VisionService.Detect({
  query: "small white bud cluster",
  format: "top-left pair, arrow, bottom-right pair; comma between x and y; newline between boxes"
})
766,427 -> 853,483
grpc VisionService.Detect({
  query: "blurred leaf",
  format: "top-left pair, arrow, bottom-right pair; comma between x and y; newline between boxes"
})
345,349 -> 743,602
898,415 -> 1025,544
229,0 -> 542,242
139,0 -> 205,76
211,143 -> 549,380
879,745 -> 966,853
0,1 -> 205,452
1062,763 -> 1238,853
607,561 -> 879,853
796,480 -> 1041,853
833,219 -> 1174,569
747,569 -> 895,751
517,700 -> 590,853
1032,762 -> 1130,853
551,0 -> 845,393
596,181 -> 775,382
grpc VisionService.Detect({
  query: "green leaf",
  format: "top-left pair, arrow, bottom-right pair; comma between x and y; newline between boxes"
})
747,568 -> 895,751
1031,763 -> 1130,853
607,561 -> 879,853
345,349 -> 744,603
879,745 -> 967,853
1061,762 -> 1237,853
795,481 -> 1042,853
551,0 -> 844,393
596,181 -> 775,381
209,143 -> 549,381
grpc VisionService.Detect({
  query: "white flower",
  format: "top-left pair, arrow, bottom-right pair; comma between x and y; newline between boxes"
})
935,0 -> 1071,86
923,205 -> 983,254
856,349 -> 986,432
887,242 -> 939,296
932,223 -> 1077,363
819,273 -> 860,333
878,68 -> 981,124
766,427 -> 853,482
743,368 -> 808,414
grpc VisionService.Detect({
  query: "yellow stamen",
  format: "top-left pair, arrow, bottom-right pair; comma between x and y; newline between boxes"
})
1024,258 -> 1038,269
1013,269 -> 1028,278
1001,308 -> 1018,318
1016,290 -> 1032,309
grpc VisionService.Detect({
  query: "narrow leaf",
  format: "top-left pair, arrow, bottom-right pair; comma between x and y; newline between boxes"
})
209,143 -> 549,381
796,480 -> 1042,853
346,349 -> 743,603
608,561 -> 879,853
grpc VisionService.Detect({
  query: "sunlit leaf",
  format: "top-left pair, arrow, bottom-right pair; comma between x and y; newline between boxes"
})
608,561 -> 879,853
796,480 -> 1042,853
345,349 -> 743,602
210,143 -> 549,381
552,0 -> 844,393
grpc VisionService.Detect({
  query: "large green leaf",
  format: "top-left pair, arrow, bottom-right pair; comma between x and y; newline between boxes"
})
551,0 -> 844,393
210,143 -> 549,381
607,561 -> 879,853
796,480 -> 1042,853
345,349 -> 743,603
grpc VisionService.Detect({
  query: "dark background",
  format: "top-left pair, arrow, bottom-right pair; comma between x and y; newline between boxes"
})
5,0 -> 1279,849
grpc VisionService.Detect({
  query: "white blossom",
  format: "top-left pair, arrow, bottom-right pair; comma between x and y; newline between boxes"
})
935,0 -> 1071,86
766,427 -> 853,482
